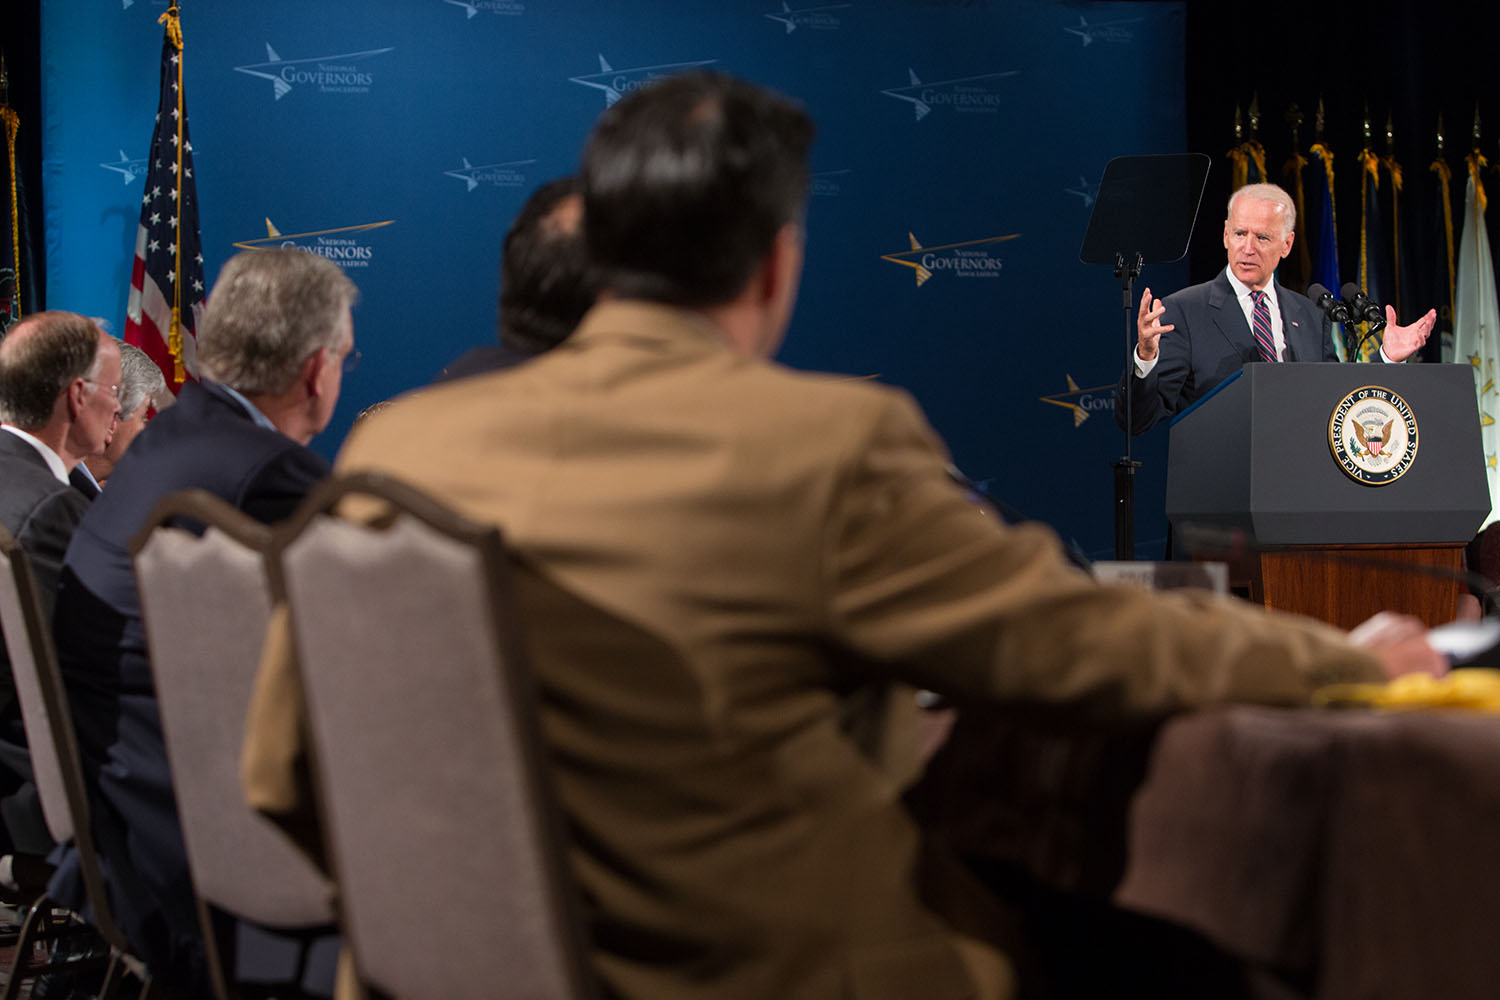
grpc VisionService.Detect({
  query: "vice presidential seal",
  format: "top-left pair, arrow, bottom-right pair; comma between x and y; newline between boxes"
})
1328,385 -> 1418,485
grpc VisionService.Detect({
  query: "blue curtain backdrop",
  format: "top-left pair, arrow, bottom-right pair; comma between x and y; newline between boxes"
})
40,0 -> 1187,559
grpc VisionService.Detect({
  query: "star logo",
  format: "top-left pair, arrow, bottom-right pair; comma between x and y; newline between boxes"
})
568,54 -> 718,108
880,231 -> 1019,286
1039,375 -> 1115,427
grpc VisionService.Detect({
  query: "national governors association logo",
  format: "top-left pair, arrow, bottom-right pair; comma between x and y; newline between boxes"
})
444,0 -> 525,17
444,157 -> 536,192
1062,16 -> 1141,46
569,55 -> 718,108
880,67 -> 1019,121
1328,385 -> 1418,485
1065,175 -> 1100,208
880,231 -> 1019,286
100,150 -> 149,186
1040,375 -> 1115,427
233,43 -> 394,101
233,218 -> 395,272
810,169 -> 852,197
765,2 -> 851,33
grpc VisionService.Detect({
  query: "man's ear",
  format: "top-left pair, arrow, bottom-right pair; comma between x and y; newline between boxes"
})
756,224 -> 802,305
300,347 -> 329,399
65,377 -> 89,420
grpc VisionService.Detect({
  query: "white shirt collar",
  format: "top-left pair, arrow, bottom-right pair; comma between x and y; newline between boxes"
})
1,425 -> 71,485
1225,267 -> 1277,308
210,382 -> 279,433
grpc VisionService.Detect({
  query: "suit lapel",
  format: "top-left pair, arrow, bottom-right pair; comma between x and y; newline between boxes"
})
1209,274 -> 1319,362
1207,271 -> 1255,359
1276,283 -> 1320,362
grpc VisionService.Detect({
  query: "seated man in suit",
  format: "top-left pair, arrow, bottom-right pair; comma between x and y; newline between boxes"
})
1115,182 -> 1436,434
0,311 -> 120,885
80,340 -> 172,489
245,73 -> 1443,1000
50,247 -> 356,993
434,173 -> 599,382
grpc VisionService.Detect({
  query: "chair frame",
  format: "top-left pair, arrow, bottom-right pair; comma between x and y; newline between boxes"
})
271,470 -> 598,1000
0,525 -> 153,999
129,488 -> 337,1000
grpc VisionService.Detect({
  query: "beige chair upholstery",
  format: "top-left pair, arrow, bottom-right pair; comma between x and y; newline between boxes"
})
130,489 -> 338,1000
274,472 -> 597,1000
0,525 -> 153,999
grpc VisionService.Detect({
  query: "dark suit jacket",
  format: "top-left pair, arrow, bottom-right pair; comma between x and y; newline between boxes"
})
69,466 -> 101,500
0,432 -> 91,851
1114,271 -> 1335,435
0,432 -> 91,626
50,380 -> 329,990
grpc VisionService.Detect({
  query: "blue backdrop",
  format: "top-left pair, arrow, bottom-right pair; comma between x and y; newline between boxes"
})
41,0 -> 1188,558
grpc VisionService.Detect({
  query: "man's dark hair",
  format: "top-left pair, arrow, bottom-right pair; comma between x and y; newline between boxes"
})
582,71 -> 814,307
0,311 -> 106,429
498,175 -> 599,355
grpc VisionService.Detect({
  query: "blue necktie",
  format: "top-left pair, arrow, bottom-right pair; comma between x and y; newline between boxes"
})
1250,290 -> 1278,362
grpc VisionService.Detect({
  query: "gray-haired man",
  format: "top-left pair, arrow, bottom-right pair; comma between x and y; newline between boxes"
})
51,247 -> 356,994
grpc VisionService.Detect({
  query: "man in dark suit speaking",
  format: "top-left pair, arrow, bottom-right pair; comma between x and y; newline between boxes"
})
1115,182 -> 1436,434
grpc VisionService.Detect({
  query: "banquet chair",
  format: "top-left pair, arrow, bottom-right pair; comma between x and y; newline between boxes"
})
273,471 -> 598,1000
130,489 -> 339,1000
0,525 -> 152,999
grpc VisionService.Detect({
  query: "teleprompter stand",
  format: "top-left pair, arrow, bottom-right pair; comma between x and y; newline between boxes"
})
1079,154 -> 1210,559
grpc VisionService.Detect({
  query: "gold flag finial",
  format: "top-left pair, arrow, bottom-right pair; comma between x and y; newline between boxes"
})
1361,101 -> 1373,146
1315,97 -> 1327,143
1232,104 -> 1244,143
1286,102 -> 1304,150
1473,105 -> 1482,153
159,5 -> 183,50
1385,113 -> 1395,155
0,53 -> 8,106
1436,114 -> 1446,157
1248,92 -> 1261,138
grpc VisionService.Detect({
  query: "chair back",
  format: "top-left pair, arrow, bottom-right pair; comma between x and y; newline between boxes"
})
275,472 -> 596,1000
130,489 -> 335,930
0,526 -> 130,952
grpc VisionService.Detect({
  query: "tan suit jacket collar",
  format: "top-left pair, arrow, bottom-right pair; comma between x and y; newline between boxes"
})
570,299 -> 734,357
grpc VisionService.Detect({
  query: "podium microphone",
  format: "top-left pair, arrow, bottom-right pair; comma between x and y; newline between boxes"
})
1306,282 -> 1352,325
1335,282 -> 1387,357
1340,282 -> 1387,326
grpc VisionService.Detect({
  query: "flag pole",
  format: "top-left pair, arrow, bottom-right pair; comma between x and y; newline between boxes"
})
1431,116 -> 1456,362
1381,114 -> 1405,319
1,54 -> 21,322
161,4 -> 186,383
1283,102 -> 1311,290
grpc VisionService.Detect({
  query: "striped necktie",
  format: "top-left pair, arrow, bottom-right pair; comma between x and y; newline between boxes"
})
1250,289 -> 1278,362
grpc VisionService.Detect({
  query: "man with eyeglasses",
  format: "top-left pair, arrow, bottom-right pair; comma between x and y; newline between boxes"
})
0,310 -> 121,897
79,341 -> 174,491
49,247 -> 356,997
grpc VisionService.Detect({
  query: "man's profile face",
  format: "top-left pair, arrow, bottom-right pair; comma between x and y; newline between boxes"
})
78,338 -> 123,457
104,405 -> 149,463
1222,197 -> 1294,291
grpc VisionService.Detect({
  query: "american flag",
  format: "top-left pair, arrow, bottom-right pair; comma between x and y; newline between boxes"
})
124,8 -> 204,391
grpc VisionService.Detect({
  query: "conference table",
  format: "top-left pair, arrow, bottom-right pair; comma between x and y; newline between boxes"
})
907,701 -> 1500,1000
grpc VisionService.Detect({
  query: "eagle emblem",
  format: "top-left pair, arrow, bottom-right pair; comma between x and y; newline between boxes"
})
1328,386 -> 1417,485
1352,418 -> 1394,456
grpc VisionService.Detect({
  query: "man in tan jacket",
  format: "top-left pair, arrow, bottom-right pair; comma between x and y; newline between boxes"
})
244,71 -> 1442,1000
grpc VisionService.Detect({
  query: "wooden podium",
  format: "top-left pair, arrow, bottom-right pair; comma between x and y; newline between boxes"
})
1166,363 -> 1490,628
